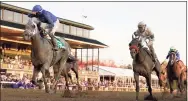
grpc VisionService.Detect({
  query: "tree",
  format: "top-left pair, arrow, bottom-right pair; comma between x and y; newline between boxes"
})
119,64 -> 127,69
127,64 -> 132,69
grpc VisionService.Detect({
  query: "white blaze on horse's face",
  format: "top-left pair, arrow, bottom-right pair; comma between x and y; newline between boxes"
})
28,18 -> 37,35
130,48 -> 137,59
169,52 -> 176,66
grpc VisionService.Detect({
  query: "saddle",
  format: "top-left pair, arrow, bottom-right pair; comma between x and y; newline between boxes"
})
39,28 -> 75,65
39,28 -> 65,49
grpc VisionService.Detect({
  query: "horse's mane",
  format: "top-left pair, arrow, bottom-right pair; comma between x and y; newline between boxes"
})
30,17 -> 40,25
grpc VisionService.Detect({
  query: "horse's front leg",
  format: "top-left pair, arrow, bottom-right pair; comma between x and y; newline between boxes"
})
144,74 -> 156,100
52,64 -> 60,93
134,73 -> 140,101
41,65 -> 51,93
146,75 -> 152,96
154,62 -> 163,87
31,66 -> 40,86
168,78 -> 174,98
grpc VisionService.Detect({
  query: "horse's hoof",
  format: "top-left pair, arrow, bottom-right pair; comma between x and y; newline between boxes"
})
49,90 -> 56,94
144,95 -> 156,101
62,90 -> 72,98
169,94 -> 174,99
45,90 -> 50,93
31,80 -> 37,85
45,89 -> 52,94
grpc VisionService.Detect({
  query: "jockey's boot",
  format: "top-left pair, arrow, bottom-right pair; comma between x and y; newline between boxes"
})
151,53 -> 156,63
51,37 -> 59,51
148,45 -> 157,63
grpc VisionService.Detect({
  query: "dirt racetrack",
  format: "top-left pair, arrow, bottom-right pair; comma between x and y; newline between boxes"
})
1,88 -> 187,101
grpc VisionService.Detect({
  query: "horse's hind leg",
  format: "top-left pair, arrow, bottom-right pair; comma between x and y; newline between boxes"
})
68,73 -> 73,84
64,70 -> 70,90
176,79 -> 182,96
71,65 -> 80,87
178,74 -> 184,95
181,73 -> 186,93
41,65 -> 51,93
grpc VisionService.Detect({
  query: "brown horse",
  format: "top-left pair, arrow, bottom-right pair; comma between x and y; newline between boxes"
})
167,51 -> 187,96
160,61 -> 168,92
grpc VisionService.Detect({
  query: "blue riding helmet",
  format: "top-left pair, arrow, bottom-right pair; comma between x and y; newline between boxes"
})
32,5 -> 43,12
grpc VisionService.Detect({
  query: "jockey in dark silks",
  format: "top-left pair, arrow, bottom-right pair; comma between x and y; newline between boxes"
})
28,5 -> 76,61
28,5 -> 65,51
165,46 -> 180,61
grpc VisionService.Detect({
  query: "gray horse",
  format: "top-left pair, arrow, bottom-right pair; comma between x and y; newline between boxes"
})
23,17 -> 71,93
129,38 -> 162,101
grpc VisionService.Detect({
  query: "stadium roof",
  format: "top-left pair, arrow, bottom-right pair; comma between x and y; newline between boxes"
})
1,3 -> 94,30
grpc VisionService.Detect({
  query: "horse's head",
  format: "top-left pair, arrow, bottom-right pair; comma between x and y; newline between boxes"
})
23,17 -> 40,41
129,38 -> 142,59
160,61 -> 167,76
169,51 -> 176,66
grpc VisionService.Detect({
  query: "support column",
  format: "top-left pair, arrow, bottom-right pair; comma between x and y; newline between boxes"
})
86,48 -> 88,69
92,48 -> 94,71
81,49 -> 82,64
98,48 -> 99,72
75,48 -> 77,59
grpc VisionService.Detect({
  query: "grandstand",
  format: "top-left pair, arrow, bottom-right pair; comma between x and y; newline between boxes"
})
0,3 -> 107,80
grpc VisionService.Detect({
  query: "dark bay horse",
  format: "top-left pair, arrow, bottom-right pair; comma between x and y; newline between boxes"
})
23,17 -> 70,93
167,51 -> 187,96
129,38 -> 162,101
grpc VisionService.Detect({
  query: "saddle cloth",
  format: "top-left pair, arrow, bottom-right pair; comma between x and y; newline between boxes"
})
45,35 -> 65,49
